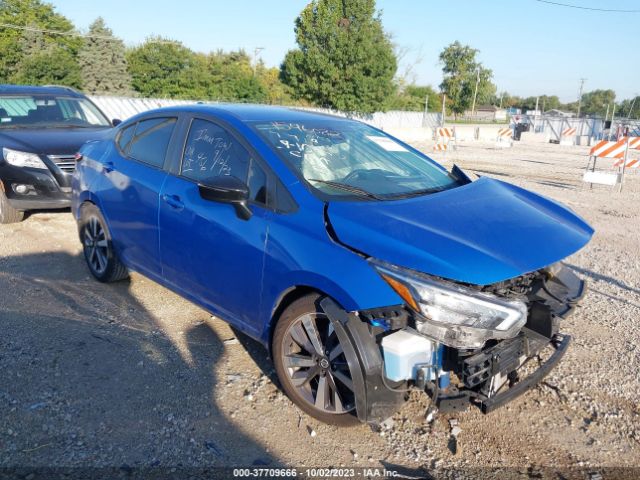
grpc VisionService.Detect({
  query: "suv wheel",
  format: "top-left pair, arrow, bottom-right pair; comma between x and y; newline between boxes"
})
273,293 -> 359,426
0,189 -> 24,224
79,203 -> 128,282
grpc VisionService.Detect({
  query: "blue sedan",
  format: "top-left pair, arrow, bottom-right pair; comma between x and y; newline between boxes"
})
72,105 -> 592,425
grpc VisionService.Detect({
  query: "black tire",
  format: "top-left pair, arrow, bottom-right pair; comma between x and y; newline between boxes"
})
273,293 -> 360,426
79,203 -> 129,283
0,189 -> 24,224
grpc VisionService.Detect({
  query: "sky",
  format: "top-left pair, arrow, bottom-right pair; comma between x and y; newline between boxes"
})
48,0 -> 640,102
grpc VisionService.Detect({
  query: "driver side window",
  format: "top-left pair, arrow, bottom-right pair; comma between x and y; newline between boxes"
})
181,119 -> 268,204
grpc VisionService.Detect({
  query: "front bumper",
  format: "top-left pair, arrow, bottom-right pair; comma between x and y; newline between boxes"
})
436,265 -> 585,414
478,333 -> 570,413
0,161 -> 72,211
320,265 -> 584,424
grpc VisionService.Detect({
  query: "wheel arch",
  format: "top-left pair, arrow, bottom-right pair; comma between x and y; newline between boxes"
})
265,284 -> 346,356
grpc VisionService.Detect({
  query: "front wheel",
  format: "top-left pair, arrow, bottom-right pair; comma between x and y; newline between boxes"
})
79,203 -> 128,283
272,294 -> 359,426
0,189 -> 24,224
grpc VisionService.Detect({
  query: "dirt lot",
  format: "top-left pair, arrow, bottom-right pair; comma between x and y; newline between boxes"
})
1,141 -> 639,478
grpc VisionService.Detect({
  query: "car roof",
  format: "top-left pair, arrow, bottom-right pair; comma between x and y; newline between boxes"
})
141,103 -> 353,124
0,84 -> 85,98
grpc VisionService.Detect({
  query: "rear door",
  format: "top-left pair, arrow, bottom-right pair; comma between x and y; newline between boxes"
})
95,116 -> 177,278
159,117 -> 272,334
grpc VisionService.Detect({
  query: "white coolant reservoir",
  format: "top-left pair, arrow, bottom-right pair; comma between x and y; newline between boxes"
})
381,328 -> 435,382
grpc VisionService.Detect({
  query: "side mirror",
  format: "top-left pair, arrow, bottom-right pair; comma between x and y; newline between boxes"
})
198,175 -> 252,220
112,118 -> 122,127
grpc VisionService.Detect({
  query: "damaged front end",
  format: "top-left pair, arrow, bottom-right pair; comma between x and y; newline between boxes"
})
321,263 -> 585,424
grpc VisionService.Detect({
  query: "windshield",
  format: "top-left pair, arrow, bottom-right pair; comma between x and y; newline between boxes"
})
0,95 -> 110,128
253,120 -> 459,200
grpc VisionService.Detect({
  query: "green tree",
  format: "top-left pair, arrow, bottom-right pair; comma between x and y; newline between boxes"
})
281,0 -> 397,114
617,96 -> 640,119
126,37 -> 209,99
439,41 -> 494,117
497,92 -> 521,109
11,26 -> 81,87
256,63 -> 294,105
0,0 -> 81,82
205,50 -> 267,102
579,89 -> 615,117
386,84 -> 439,111
539,95 -> 561,112
78,17 -> 132,95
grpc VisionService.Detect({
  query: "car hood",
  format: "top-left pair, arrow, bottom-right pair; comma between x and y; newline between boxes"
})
327,177 -> 594,285
0,127 -> 111,155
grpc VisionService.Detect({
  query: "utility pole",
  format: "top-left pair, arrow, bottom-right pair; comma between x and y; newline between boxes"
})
441,93 -> 446,126
252,47 -> 264,75
577,78 -> 586,117
627,95 -> 637,120
471,67 -> 480,116
422,94 -> 429,127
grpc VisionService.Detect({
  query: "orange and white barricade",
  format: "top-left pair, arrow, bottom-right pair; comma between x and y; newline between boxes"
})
559,127 -> 577,146
495,127 -> 513,148
625,136 -> 640,150
589,139 -> 628,160
433,127 -> 456,154
583,137 -> 637,189
613,158 -> 639,169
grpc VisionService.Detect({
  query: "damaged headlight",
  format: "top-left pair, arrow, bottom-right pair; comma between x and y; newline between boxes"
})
372,260 -> 528,349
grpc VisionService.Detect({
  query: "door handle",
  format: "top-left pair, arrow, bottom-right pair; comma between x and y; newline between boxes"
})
102,161 -> 114,173
161,193 -> 184,211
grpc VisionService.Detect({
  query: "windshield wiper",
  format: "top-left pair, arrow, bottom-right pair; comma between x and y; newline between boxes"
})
307,179 -> 383,200
386,186 -> 450,199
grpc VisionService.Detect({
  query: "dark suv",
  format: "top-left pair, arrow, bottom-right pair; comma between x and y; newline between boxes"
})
0,85 -> 114,223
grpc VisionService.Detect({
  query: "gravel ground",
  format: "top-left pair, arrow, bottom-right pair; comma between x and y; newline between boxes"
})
0,140 -> 638,479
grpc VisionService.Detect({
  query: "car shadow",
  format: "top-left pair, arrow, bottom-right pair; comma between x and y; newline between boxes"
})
0,250 -> 279,474
566,263 -> 640,296
22,207 -> 72,221
231,327 -> 279,387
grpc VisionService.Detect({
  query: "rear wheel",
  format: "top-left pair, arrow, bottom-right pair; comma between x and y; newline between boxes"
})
0,189 -> 24,224
79,203 -> 128,282
273,294 -> 359,426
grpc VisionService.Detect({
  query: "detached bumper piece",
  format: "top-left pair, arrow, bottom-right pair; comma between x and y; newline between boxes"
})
478,333 -> 570,413
320,298 -> 406,425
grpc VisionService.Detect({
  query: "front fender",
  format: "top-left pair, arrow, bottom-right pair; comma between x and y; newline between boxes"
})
259,210 -> 404,343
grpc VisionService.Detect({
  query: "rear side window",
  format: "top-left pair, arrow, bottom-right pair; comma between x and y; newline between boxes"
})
181,119 -> 268,204
117,124 -> 135,153
128,117 -> 176,168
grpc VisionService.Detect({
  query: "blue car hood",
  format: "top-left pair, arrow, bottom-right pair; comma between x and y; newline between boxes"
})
327,177 -> 594,285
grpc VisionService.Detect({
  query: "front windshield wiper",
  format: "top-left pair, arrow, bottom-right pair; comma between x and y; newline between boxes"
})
385,185 -> 451,199
307,179 -> 383,200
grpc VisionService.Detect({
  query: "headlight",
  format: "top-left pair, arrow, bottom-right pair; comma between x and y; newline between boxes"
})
3,148 -> 47,169
372,260 -> 528,349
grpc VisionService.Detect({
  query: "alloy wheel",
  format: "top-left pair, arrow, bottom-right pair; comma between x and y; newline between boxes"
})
281,313 -> 355,415
83,216 -> 109,275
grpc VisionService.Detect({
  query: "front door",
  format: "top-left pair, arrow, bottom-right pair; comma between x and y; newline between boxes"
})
159,118 -> 271,335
